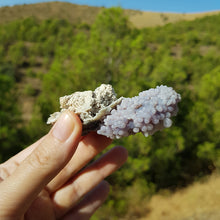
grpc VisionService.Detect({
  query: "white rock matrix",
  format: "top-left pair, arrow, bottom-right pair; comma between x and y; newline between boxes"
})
97,85 -> 181,139
47,84 -> 122,135
47,84 -> 181,139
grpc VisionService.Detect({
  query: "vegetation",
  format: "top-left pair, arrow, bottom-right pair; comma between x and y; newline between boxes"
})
0,6 -> 220,218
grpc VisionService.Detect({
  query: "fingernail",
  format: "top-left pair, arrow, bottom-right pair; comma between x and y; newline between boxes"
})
52,111 -> 75,142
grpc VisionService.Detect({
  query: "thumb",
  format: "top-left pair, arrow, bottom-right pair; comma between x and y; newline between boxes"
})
0,111 -> 82,215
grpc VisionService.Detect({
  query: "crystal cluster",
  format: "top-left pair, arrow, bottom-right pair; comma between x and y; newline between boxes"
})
97,85 -> 181,139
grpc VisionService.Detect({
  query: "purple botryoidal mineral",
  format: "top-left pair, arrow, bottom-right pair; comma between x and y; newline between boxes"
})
97,85 -> 181,139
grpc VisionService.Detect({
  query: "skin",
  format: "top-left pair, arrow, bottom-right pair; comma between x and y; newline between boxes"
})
0,111 -> 128,220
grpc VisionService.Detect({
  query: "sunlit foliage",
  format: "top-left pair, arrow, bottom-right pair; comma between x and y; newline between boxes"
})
0,7 -> 220,218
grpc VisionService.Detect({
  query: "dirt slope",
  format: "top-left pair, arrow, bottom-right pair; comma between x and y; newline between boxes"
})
141,174 -> 220,220
129,10 -> 220,28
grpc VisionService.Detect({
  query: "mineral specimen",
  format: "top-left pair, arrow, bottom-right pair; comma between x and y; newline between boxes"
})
47,84 -> 181,138
47,84 -> 123,134
97,85 -> 181,139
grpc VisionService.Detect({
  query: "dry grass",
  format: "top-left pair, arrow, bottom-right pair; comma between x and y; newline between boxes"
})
0,2 -> 101,25
0,2 -> 219,28
140,173 -> 220,220
129,11 -> 220,28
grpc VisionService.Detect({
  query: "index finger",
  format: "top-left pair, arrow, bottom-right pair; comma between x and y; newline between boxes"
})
5,136 -> 46,165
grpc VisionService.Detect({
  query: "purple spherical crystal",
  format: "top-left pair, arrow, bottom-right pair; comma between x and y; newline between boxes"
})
97,85 -> 181,139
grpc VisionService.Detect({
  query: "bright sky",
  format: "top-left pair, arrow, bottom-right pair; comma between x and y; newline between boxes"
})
1,0 -> 220,13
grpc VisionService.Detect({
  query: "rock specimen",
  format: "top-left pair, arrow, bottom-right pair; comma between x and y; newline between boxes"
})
47,84 -> 123,135
97,85 -> 181,139
47,84 -> 181,139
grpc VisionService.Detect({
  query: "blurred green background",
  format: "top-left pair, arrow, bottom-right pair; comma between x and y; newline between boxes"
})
0,4 -> 220,219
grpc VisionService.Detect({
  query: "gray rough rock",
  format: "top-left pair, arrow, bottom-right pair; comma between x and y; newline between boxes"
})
47,84 -> 181,138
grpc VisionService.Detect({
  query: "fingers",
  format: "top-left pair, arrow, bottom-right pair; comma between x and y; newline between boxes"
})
63,181 -> 110,220
47,132 -> 112,193
0,111 -> 82,216
9,136 -> 46,164
53,146 -> 128,218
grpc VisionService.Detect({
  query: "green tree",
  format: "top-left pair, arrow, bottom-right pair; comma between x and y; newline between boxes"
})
0,64 -> 22,162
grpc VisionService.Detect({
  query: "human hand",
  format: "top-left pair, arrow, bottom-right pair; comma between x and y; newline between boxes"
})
0,111 -> 128,219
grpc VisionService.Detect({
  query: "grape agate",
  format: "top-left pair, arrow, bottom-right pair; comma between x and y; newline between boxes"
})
97,85 -> 181,139
47,84 -> 181,138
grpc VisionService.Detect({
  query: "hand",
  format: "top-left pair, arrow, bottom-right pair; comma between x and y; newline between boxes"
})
0,111 -> 128,219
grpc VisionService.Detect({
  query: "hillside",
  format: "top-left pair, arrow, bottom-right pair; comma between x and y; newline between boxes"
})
0,2 -> 219,27
141,174 -> 220,220
0,2 -> 101,25
130,10 -> 220,28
